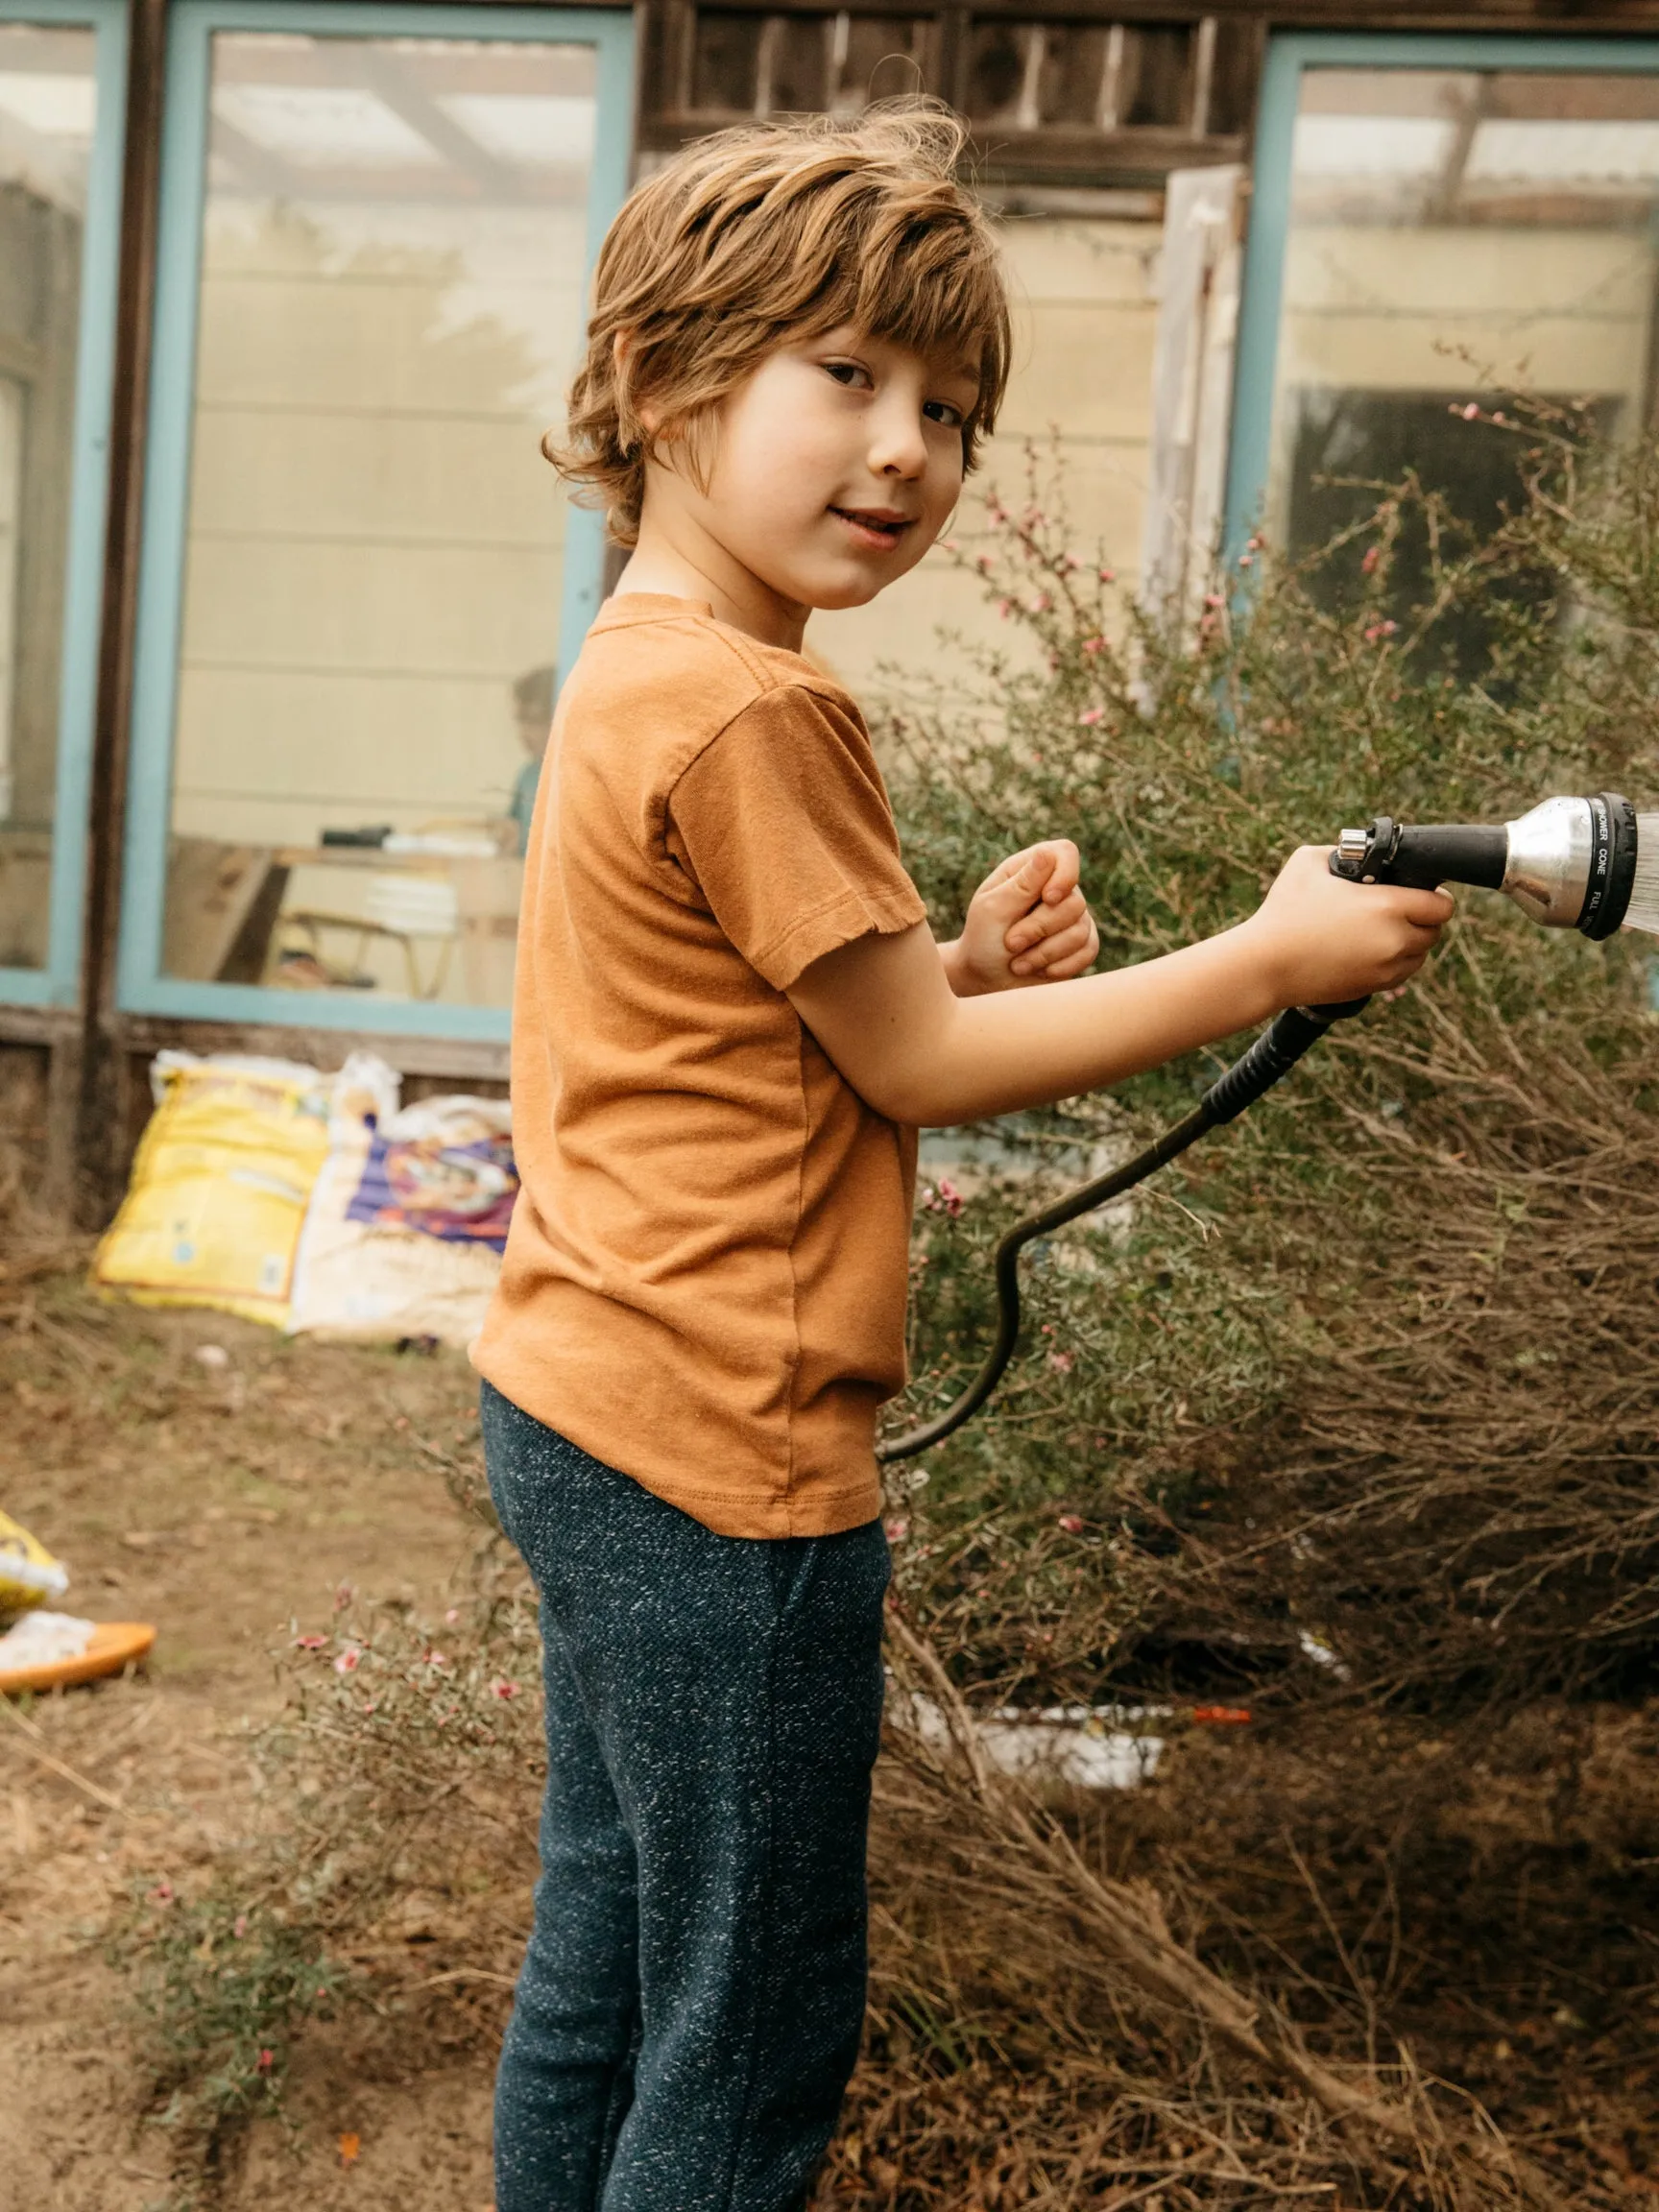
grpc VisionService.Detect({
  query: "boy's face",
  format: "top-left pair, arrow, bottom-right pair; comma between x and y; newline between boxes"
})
651,325 -> 980,613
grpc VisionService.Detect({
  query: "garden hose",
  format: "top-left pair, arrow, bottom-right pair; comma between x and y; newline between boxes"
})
876,997 -> 1369,1464
878,789 -> 1659,1464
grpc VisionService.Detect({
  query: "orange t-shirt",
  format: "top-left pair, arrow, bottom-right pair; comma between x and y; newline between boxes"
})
470,594 -> 928,1538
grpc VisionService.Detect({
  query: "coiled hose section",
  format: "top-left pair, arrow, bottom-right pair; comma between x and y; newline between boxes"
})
875,998 -> 1367,1464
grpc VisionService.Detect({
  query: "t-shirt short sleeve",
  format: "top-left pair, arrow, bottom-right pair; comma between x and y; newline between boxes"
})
665,684 -> 927,991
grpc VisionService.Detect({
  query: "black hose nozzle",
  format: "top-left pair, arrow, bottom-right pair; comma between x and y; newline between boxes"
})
1329,792 -> 1640,938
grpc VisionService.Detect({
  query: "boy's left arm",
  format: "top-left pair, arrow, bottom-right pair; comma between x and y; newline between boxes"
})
939,840 -> 1100,997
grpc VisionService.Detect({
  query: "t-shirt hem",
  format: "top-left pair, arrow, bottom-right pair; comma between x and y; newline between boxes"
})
470,1351 -> 884,1541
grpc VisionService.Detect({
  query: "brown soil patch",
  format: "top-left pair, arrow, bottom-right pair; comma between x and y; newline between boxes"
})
1,1271 -> 494,2211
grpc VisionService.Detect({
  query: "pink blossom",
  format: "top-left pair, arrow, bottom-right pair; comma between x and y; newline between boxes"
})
489,1679 -> 520,1701
1029,591 -> 1052,614
937,1175 -> 964,1218
1461,402 -> 1479,421
333,1646 -> 361,1674
256,2048 -> 275,2074
1057,1514 -> 1085,1535
444,1607 -> 460,1625
233,1913 -> 248,1938
884,1516 -> 910,1543
940,537 -> 958,552
1098,566 -> 1116,584
293,1633 -> 326,1650
1081,637 -> 1105,656
974,553 -> 994,574
1048,1349 -> 1075,1375
1360,546 -> 1380,575
1204,592 -> 1224,609
996,598 -> 1013,619
151,1878 -> 175,1905
334,1580 -> 354,1612
1078,708 -> 1104,728
421,1647 -> 449,1669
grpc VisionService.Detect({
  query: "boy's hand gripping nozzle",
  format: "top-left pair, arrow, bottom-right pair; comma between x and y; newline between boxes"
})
1329,792 -> 1649,937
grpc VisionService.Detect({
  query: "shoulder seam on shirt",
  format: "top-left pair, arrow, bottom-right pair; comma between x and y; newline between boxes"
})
662,677 -> 851,809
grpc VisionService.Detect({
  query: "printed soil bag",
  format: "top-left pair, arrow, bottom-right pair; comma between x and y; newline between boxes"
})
92,1053 -> 334,1326
288,1053 -> 515,1348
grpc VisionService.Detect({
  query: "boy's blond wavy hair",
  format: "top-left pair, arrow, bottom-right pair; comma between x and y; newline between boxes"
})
546,100 -> 1011,546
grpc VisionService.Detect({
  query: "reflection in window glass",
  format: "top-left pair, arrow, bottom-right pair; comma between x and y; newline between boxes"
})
0,23 -> 96,971
810,204 -> 1158,701
1268,67 -> 1659,643
162,34 -> 596,1008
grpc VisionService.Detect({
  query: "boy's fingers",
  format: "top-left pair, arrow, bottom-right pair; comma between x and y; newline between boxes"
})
1005,887 -> 1088,952
1038,839 -> 1081,904
1012,846 -> 1059,901
1010,915 -> 1098,975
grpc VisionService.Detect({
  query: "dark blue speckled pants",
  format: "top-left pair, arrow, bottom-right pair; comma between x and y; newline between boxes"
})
480,1382 -> 890,2212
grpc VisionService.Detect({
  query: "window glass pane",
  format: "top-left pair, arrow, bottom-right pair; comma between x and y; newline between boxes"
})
1267,65 -> 1659,654
812,204 -> 1156,699
0,21 -> 96,971
162,32 -> 596,1008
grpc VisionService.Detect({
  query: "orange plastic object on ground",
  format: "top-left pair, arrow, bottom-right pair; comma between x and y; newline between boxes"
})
0,1622 -> 156,1696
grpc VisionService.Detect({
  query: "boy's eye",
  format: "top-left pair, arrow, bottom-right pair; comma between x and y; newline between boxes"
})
823,360 -> 873,390
924,399 -> 966,429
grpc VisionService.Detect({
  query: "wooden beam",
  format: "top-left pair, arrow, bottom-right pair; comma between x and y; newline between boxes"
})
71,0 -> 167,1229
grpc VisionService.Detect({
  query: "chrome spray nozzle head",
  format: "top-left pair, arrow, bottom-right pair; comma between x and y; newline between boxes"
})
1331,792 -> 1644,939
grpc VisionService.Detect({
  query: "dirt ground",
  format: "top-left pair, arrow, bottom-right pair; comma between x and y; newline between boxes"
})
7,1262 -> 1659,2212
1,1268 -> 499,2212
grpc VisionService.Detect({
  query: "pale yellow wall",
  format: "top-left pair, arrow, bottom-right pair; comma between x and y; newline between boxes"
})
1280,226 -> 1654,397
1269,223 -> 1656,527
810,211 -> 1163,703
170,195 -> 589,851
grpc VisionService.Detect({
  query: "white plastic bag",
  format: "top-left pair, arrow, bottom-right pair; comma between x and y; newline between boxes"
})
289,1057 -> 514,1348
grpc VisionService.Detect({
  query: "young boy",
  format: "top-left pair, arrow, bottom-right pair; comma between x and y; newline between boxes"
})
471,102 -> 1450,2212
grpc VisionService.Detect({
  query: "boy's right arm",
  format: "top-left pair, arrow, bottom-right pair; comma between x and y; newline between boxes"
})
785,845 -> 1453,1129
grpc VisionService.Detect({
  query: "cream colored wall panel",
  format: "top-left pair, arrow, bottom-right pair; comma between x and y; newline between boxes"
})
994,304 -> 1157,445
1284,227 -> 1653,319
178,538 -> 564,675
998,218 -> 1159,307
194,270 -> 588,416
173,666 -> 527,795
186,405 -> 565,545
1280,311 -> 1647,397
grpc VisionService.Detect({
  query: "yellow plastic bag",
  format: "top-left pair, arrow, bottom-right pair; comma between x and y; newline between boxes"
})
0,1509 -> 69,1616
92,1052 -> 332,1326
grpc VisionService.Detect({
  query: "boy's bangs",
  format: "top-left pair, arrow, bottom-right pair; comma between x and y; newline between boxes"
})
809,223 -> 1008,438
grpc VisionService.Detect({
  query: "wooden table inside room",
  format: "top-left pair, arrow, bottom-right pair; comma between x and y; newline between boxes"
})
163,837 -> 525,1004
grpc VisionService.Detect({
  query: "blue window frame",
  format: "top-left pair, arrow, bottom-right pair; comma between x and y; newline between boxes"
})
118,0 -> 635,1040
1226,32 -> 1659,564
0,0 -> 127,1007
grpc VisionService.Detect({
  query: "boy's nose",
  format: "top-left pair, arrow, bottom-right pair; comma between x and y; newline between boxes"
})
866,404 -> 927,481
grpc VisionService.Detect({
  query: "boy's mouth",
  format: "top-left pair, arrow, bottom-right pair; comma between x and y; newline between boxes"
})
830,505 -> 914,551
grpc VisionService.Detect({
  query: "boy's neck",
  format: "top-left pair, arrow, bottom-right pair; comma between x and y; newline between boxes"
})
613,508 -> 810,655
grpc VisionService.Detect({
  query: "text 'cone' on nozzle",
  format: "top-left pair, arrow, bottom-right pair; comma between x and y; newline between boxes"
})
1331,792 -> 1659,939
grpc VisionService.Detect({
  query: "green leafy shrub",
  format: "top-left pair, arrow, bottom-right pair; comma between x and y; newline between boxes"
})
881,409 -> 1659,1703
